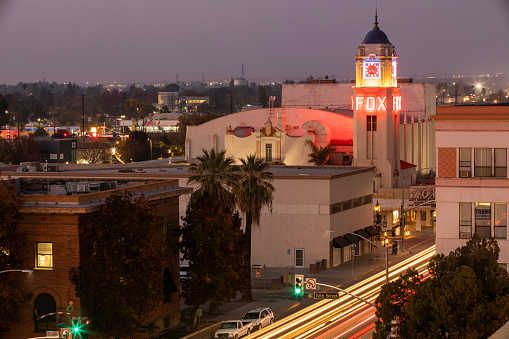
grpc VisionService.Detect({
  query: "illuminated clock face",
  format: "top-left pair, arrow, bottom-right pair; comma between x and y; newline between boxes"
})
364,62 -> 380,78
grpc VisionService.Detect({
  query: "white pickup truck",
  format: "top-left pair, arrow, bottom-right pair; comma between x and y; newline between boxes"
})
214,320 -> 253,338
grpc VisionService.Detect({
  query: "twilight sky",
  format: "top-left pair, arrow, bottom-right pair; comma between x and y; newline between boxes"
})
0,0 -> 508,85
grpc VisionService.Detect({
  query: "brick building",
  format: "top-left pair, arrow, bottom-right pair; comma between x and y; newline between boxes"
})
1,175 -> 191,338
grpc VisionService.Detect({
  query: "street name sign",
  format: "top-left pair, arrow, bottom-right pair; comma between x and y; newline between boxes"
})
314,292 -> 340,299
252,264 -> 264,269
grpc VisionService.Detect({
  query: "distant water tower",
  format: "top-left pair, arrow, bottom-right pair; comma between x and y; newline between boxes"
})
234,63 -> 248,87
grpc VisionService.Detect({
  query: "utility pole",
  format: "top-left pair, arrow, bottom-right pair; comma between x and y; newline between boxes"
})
81,95 -> 85,139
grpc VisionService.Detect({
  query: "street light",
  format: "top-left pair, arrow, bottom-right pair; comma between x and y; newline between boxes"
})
347,232 -> 389,285
0,269 -> 34,274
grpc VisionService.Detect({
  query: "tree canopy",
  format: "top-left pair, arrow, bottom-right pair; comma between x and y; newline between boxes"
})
0,135 -> 39,165
374,235 -> 509,339
0,180 -> 28,331
70,192 -> 165,338
179,194 -> 245,316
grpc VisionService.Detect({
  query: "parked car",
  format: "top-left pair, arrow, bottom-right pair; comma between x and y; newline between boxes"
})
214,320 -> 253,338
241,307 -> 274,330
180,263 -> 189,282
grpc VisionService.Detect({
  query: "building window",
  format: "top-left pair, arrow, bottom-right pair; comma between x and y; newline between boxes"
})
352,197 -> 362,208
475,202 -> 491,237
495,203 -> 507,239
459,148 -> 472,176
474,148 -> 492,177
495,148 -> 507,178
459,202 -> 472,238
367,115 -> 377,132
36,243 -> 53,269
265,144 -> 273,162
295,249 -> 304,268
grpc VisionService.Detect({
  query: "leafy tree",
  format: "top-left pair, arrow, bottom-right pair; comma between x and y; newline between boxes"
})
0,93 -> 10,126
258,86 -> 268,108
0,180 -> 28,331
97,89 -> 125,116
70,192 -> 165,338
374,235 -> 509,339
0,135 -> 39,165
116,131 -> 150,163
33,127 -> 49,137
7,135 -> 39,165
78,138 -> 111,164
124,98 -> 153,119
187,149 -> 237,210
235,155 -> 274,301
179,194 -> 245,318
306,140 -> 334,165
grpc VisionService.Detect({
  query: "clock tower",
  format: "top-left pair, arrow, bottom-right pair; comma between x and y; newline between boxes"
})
352,12 -> 402,189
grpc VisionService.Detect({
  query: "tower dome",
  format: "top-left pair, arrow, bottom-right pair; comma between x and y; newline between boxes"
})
361,29 -> 391,45
354,10 -> 398,88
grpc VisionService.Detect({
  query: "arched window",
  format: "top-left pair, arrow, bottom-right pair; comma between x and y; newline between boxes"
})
33,293 -> 57,332
163,268 -> 177,303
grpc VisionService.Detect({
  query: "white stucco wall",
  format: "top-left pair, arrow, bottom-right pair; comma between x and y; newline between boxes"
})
186,108 -> 354,164
251,168 -> 374,268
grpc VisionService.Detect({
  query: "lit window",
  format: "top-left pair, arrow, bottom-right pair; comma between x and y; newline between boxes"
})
36,243 -> 53,268
459,202 -> 472,238
475,202 -> 491,237
495,203 -> 507,239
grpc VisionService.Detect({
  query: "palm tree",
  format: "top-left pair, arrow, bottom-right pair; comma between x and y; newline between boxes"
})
187,148 -> 238,209
306,140 -> 335,166
236,154 -> 275,301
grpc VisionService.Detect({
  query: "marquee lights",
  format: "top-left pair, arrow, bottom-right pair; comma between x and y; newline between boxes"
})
352,95 -> 402,111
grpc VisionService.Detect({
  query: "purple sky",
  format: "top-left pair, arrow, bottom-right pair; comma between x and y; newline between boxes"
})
1,0 -> 508,85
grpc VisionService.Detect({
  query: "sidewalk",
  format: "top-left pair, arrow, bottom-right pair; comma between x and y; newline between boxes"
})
180,234 -> 435,339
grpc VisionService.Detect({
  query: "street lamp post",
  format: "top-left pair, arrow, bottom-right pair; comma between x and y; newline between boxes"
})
347,232 -> 389,285
400,167 -> 435,253
0,269 -> 34,274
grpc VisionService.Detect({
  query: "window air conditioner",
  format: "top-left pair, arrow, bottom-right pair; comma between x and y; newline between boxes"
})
459,170 -> 471,178
460,232 -> 471,239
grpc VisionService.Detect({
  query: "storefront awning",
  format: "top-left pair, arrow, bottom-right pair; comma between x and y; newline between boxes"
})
332,236 -> 350,248
344,233 -> 361,244
364,225 -> 379,237
355,228 -> 371,240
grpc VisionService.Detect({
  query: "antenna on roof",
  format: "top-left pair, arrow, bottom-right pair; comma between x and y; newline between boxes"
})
241,63 -> 244,78
374,0 -> 379,30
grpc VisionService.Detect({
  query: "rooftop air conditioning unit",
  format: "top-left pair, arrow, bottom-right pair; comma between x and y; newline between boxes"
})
459,170 -> 471,178
460,232 -> 471,239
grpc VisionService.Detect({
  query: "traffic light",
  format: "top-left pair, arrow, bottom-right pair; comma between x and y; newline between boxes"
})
71,317 -> 86,338
294,274 -> 304,296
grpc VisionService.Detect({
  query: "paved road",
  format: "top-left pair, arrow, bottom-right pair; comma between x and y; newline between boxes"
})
181,234 -> 436,339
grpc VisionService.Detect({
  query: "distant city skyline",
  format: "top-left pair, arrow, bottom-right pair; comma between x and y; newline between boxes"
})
1,0 -> 508,85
